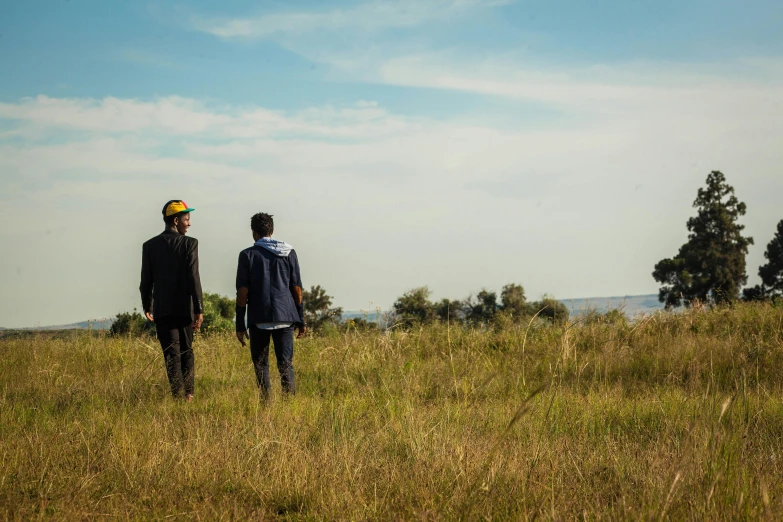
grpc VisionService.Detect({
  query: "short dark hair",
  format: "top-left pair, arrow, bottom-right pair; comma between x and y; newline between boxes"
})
251,213 -> 274,237
164,213 -> 186,226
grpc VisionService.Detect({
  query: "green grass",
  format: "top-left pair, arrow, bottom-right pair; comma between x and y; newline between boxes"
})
1,302 -> 782,520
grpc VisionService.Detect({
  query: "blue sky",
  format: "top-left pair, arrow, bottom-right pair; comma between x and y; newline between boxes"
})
1,0 -> 782,327
4,0 -> 781,108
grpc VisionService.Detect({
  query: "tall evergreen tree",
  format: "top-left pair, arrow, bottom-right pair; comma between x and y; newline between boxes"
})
653,171 -> 753,308
743,219 -> 783,300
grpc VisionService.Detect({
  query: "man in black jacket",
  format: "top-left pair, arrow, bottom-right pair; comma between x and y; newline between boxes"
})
140,200 -> 204,400
235,212 -> 305,399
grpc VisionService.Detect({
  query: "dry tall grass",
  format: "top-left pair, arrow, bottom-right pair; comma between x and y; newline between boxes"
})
1,302 -> 782,520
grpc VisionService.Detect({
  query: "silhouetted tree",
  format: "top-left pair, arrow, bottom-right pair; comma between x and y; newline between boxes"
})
528,296 -> 570,325
653,171 -> 753,308
744,219 -> 783,301
303,285 -> 343,331
465,289 -> 498,324
433,298 -> 465,324
500,283 -> 527,320
393,286 -> 435,327
742,285 -> 766,302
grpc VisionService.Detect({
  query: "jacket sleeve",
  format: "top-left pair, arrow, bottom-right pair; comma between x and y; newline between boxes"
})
140,242 -> 153,314
188,239 -> 203,314
289,250 -> 305,325
236,251 -> 250,291
235,251 -> 249,331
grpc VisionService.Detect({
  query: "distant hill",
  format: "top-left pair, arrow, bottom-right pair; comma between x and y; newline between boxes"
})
1,319 -> 114,332
560,294 -> 664,317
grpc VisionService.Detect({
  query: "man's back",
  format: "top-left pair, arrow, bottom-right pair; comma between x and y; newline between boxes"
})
140,230 -> 203,320
237,245 -> 303,325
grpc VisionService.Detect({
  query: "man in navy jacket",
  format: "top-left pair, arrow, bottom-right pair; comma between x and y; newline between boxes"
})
235,213 -> 305,398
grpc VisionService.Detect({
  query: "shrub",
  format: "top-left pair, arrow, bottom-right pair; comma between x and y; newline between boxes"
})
393,287 -> 436,327
528,296 -> 570,325
201,292 -> 235,333
109,310 -> 154,336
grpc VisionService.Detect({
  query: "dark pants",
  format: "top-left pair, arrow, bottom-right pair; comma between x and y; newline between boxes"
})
249,325 -> 295,398
155,316 -> 194,398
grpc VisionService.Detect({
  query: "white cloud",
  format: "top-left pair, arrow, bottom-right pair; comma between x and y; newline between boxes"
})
0,96 -> 228,134
376,53 -> 783,108
0,96 -> 418,141
371,54 -> 783,147
196,0 -> 510,39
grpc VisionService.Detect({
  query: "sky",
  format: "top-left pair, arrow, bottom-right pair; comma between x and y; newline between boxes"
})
1,0 -> 782,327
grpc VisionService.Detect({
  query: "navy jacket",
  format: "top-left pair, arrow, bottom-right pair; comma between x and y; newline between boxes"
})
140,230 -> 203,321
236,246 -> 304,327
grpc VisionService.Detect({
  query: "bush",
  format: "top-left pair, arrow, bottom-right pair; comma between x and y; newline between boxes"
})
109,310 -> 154,336
580,307 -> 627,326
528,297 -> 570,325
344,317 -> 377,331
393,287 -> 436,327
202,292 -> 235,333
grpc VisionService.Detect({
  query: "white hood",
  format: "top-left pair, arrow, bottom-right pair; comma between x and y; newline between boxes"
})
254,237 -> 293,257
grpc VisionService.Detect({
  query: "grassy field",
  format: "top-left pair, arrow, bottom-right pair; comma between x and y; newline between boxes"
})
1,303 -> 782,520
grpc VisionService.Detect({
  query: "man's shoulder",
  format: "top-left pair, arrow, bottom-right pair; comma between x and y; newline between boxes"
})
143,234 -> 163,248
238,246 -> 263,261
144,233 -> 197,249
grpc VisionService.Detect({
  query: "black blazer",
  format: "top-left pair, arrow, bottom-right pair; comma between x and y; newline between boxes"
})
140,230 -> 203,321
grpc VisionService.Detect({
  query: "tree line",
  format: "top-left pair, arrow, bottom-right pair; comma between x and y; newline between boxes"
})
390,285 -> 569,327
110,283 -> 569,335
653,171 -> 783,307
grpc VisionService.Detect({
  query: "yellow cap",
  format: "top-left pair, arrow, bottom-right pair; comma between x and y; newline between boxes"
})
163,200 -> 195,217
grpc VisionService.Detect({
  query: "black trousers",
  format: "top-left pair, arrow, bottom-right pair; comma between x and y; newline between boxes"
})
155,316 -> 194,398
249,325 -> 295,398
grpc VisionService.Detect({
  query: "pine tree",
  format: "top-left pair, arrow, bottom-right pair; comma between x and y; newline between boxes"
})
743,219 -> 783,300
653,171 -> 753,308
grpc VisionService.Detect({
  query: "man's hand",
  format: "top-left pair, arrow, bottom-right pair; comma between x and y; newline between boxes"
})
236,330 -> 249,346
144,312 -> 154,322
296,325 -> 307,339
193,314 -> 204,331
